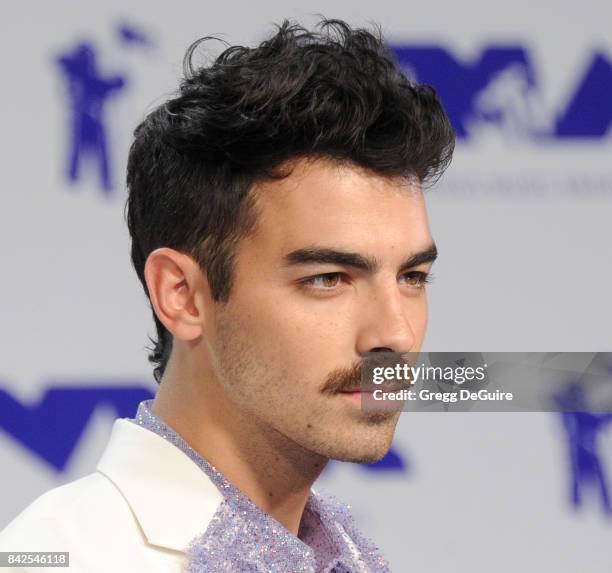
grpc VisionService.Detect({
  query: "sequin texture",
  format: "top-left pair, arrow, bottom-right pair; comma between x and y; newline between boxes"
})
130,399 -> 392,573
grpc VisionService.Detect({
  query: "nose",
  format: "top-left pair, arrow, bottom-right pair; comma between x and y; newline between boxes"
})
355,283 -> 420,355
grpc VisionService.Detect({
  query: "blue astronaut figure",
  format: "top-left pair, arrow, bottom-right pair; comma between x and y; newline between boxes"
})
57,42 -> 126,193
554,383 -> 612,516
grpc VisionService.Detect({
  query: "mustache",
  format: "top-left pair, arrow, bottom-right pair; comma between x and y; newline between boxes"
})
321,361 -> 363,394
322,356 -> 412,394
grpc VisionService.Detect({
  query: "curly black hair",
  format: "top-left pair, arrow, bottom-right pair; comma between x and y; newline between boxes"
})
125,18 -> 455,384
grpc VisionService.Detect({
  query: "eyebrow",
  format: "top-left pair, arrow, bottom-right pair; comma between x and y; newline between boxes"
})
282,243 -> 438,274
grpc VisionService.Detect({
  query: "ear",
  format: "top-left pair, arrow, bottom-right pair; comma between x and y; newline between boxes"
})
143,248 -> 209,341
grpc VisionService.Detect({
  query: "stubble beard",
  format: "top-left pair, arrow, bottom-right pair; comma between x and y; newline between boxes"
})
210,307 -> 400,465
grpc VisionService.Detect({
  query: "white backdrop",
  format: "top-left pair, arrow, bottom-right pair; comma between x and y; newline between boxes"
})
1,1 -> 611,571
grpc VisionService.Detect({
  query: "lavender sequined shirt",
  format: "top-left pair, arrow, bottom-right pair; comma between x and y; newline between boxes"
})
130,399 -> 391,573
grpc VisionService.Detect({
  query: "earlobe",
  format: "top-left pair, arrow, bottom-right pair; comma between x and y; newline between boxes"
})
144,248 -> 204,342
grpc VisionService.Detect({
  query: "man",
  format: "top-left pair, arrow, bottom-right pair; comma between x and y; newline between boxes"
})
0,18 -> 454,572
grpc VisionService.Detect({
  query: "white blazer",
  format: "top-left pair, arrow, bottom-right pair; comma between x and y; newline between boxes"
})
0,418 -> 226,572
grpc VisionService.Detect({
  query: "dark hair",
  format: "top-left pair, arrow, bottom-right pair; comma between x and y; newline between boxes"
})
125,18 -> 455,384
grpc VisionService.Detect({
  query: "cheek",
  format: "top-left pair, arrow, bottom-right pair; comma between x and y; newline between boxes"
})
268,303 -> 343,359
411,298 -> 429,340
240,289 -> 352,370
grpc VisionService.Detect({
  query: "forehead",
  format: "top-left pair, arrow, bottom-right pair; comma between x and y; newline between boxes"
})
249,158 -> 432,253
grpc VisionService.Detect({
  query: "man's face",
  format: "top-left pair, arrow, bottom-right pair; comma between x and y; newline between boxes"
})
204,158 -> 435,463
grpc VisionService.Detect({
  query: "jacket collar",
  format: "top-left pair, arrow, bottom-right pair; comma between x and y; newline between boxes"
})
95,418 -> 224,552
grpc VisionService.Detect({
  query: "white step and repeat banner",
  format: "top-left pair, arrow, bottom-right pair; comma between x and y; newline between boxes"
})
1,1 -> 611,571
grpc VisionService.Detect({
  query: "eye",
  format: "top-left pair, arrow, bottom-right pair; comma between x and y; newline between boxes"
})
400,271 -> 434,289
300,272 -> 345,290
299,271 -> 434,293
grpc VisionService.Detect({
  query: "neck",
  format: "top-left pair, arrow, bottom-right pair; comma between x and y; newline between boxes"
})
150,359 -> 328,536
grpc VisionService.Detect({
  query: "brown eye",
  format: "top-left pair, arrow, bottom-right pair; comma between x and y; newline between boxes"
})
400,271 -> 432,289
299,272 -> 347,293
310,273 -> 342,288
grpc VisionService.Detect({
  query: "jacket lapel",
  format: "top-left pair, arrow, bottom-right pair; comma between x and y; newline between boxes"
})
95,419 -> 224,552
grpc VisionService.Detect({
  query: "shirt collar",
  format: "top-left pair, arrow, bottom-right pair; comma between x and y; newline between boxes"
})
99,399 -> 390,572
95,412 -> 224,552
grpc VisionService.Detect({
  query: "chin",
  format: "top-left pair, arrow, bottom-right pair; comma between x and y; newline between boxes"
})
321,432 -> 395,464
293,412 -> 400,464
330,445 -> 391,464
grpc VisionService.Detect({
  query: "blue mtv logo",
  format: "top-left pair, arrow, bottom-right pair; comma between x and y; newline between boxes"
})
0,385 -> 153,471
391,45 -> 612,139
554,382 -> 612,517
55,23 -> 153,194
0,385 -> 406,473
56,43 -> 127,194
